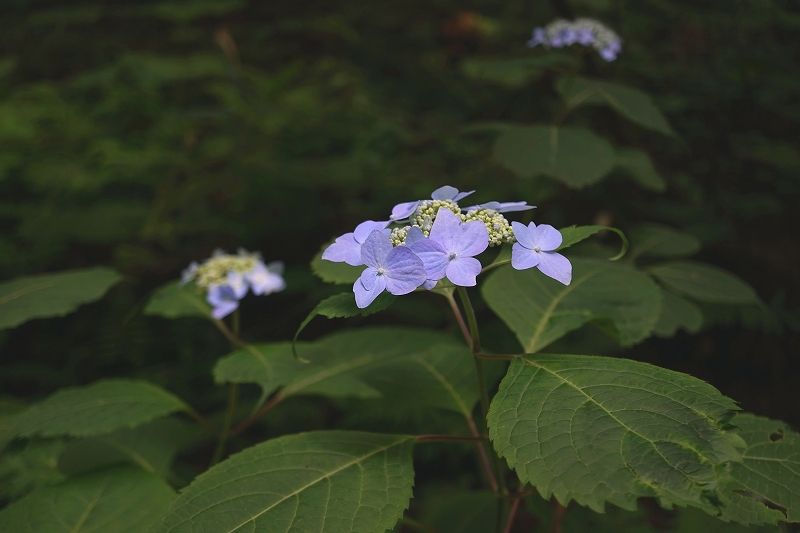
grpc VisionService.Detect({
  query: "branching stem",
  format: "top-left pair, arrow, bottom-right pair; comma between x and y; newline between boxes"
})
210,382 -> 238,466
230,392 -> 284,436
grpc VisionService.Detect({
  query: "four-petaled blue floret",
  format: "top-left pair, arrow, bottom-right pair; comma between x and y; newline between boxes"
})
511,221 -> 572,285
321,220 -> 391,266
527,18 -> 623,62
354,230 -> 427,308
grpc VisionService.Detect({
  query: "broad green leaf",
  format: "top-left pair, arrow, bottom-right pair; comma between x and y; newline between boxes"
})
0,466 -> 175,533
557,225 -> 629,260
215,328 -> 479,417
493,125 -> 616,188
0,440 -> 65,499
482,259 -> 661,353
58,418 -> 204,477
648,261 -> 759,304
143,281 -> 211,319
653,289 -> 703,337
292,292 -> 396,358
616,148 -> 667,192
556,77 -> 675,135
0,267 -> 122,330
11,379 -> 189,438
714,413 -> 800,525
488,355 -> 744,513
461,53 -> 577,87
628,223 -> 701,261
155,431 -> 415,533
310,244 -> 363,284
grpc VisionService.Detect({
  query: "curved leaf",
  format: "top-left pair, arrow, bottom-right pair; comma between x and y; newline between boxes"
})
653,289 -> 704,337
11,379 -> 189,438
0,466 -> 175,533
616,148 -> 667,192
488,355 -> 744,513
481,259 -> 661,353
648,261 -> 759,304
155,431 -> 415,533
628,223 -> 701,261
557,77 -> 675,135
715,413 -> 800,525
0,267 -> 122,330
493,125 -> 616,188
143,281 -> 210,319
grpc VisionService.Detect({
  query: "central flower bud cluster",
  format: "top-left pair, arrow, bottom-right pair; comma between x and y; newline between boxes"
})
411,200 -> 461,236
461,209 -> 515,247
190,254 -> 259,288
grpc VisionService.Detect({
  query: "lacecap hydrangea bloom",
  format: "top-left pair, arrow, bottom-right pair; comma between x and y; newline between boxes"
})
527,18 -> 622,61
322,185 -> 572,308
181,249 -> 285,319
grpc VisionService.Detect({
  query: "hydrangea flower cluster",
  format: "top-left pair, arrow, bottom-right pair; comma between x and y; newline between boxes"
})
181,249 -> 285,319
322,185 -> 572,308
527,18 -> 623,61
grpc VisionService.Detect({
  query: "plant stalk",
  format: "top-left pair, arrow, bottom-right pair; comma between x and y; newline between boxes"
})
210,382 -> 238,466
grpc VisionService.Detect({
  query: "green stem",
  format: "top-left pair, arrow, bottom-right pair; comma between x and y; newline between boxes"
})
185,408 -> 218,437
456,287 -> 481,354
210,383 -> 238,467
416,434 -> 487,443
231,309 -> 240,337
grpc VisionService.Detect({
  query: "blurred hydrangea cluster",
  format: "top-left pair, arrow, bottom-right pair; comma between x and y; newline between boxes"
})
322,185 -> 572,308
182,249 -> 285,319
527,18 -> 622,61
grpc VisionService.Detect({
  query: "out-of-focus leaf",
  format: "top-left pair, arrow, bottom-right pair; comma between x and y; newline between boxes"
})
310,245 -> 364,284
675,506 -> 779,532
615,148 -> 667,191
493,125 -> 616,188
0,466 -> 175,532
557,225 -> 629,260
0,440 -> 65,499
556,77 -> 675,135
648,261 -> 759,304
489,355 -> 744,513
653,289 -> 703,337
154,431 -> 415,533
418,490 -> 497,533
482,259 -> 661,353
58,418 -> 204,478
0,268 -> 122,330
11,379 -> 189,438
143,281 -> 211,319
628,223 -> 701,260
461,53 -> 577,87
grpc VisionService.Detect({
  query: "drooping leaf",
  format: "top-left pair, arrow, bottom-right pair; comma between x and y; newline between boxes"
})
556,77 -> 675,135
481,259 -> 661,353
653,289 -> 704,337
648,261 -> 759,304
713,413 -> 800,525
143,281 -> 211,319
58,418 -> 204,477
11,379 -> 189,438
615,148 -> 667,192
557,225 -> 629,260
0,267 -> 122,330
461,53 -> 577,87
488,355 -> 744,513
310,244 -> 363,284
154,431 -> 415,533
292,292 -> 396,358
215,327 -> 480,417
493,125 -> 616,188
0,466 -> 175,533
628,223 -> 701,261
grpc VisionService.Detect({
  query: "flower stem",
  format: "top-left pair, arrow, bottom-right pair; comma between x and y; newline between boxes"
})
504,498 -> 522,533
456,287 -> 481,353
444,291 -> 472,346
415,434 -> 487,443
209,382 -> 238,467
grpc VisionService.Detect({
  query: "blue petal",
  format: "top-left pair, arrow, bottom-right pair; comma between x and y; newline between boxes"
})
226,271 -> 249,299
537,252 -> 572,285
446,257 -> 482,287
511,221 -> 537,250
359,267 -> 379,291
322,233 -> 363,266
428,208 -> 462,250
511,243 -> 540,270
405,226 -> 427,246
391,201 -> 420,221
455,220 -> 489,257
384,246 -> 427,295
452,190 -> 475,202
409,238 -> 449,280
353,220 -> 390,243
360,230 -> 393,269
532,224 -> 562,252
211,301 -> 239,319
354,275 -> 387,308
431,185 -> 459,201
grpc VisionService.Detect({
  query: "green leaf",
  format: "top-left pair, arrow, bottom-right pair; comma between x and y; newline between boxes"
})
215,327 -> 479,417
58,418 -> 204,477
488,354 -> 744,513
628,223 -> 701,261
615,148 -> 667,192
556,77 -> 675,135
714,413 -> 800,525
292,292 -> 396,359
0,267 -> 122,330
493,125 -> 616,188
143,281 -> 211,319
155,431 -> 415,533
653,289 -> 704,337
11,379 -> 189,438
461,53 -> 577,87
0,440 -> 65,499
481,259 -> 661,353
648,261 -> 759,304
557,225 -> 629,260
310,244 -> 363,284
0,466 -> 175,533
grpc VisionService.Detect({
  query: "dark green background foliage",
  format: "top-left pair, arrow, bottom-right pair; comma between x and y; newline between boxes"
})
1,0 -> 799,531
